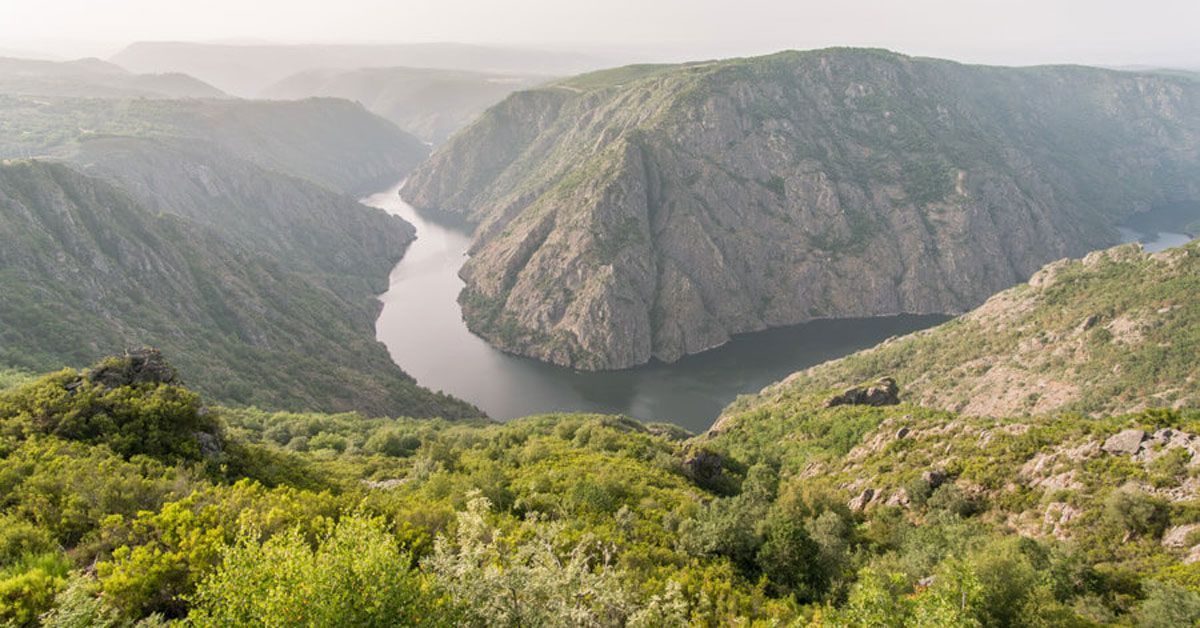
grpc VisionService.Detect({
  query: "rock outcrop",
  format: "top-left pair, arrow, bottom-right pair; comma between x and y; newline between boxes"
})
824,377 -> 900,408
404,48 -> 1200,370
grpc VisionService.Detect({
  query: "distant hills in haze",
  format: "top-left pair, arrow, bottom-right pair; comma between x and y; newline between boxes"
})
260,66 -> 548,144
0,56 -> 226,99
110,41 -> 614,97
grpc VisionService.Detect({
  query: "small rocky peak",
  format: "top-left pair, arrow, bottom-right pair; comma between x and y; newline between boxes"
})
825,377 -> 901,408
87,347 -> 180,388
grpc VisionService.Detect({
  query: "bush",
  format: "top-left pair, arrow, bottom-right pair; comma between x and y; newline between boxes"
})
189,515 -> 449,627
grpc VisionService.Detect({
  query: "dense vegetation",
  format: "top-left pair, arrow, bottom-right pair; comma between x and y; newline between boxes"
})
722,240 -> 1200,419
0,160 -> 478,419
3,346 -> 1200,626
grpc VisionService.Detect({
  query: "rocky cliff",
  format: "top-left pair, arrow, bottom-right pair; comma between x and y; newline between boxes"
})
403,49 -> 1200,370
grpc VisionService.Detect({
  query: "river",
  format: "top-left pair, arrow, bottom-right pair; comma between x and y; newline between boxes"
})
368,181 -> 946,431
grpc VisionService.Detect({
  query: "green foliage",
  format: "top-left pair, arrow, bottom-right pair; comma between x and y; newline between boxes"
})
0,366 -> 217,463
189,515 -> 450,627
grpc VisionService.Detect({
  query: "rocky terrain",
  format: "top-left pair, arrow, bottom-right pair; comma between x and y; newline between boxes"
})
716,239 -> 1200,422
403,48 -> 1200,370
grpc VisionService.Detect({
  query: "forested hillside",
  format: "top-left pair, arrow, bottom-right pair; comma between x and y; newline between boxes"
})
0,161 -> 478,418
3,348 -> 1200,625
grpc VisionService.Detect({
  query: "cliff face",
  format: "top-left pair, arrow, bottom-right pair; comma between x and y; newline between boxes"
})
403,49 -> 1200,370
712,239 -> 1200,430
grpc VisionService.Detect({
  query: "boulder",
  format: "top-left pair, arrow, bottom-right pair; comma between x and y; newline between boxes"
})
825,377 -> 901,408
849,488 -> 876,512
1102,429 -> 1146,455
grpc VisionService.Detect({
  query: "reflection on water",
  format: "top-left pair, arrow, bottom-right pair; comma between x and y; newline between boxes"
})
369,181 -> 946,432
1118,201 -> 1199,253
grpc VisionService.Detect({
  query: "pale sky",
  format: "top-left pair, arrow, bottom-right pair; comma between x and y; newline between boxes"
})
2,0 -> 1199,68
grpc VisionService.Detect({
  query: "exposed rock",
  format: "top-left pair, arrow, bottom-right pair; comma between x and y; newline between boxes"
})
89,347 -> 180,388
1042,502 -> 1082,541
922,470 -> 949,490
849,488 -> 877,512
363,479 -> 407,490
825,378 -> 901,408
1102,429 -> 1147,455
679,446 -> 731,492
885,488 -> 910,508
1163,523 -> 1200,548
194,431 -> 223,461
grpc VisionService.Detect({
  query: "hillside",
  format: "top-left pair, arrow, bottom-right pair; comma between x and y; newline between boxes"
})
0,94 -> 428,194
112,41 -> 609,96
4,350 -> 1200,625
0,56 -> 226,99
403,48 -> 1200,370
65,135 -> 406,283
0,160 -> 479,419
715,240 -> 1200,423
261,66 -> 546,144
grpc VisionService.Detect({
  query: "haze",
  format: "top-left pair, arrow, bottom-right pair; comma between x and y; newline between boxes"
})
4,0 -> 1199,68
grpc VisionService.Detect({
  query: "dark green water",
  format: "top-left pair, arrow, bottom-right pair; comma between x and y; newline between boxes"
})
369,182 -> 946,432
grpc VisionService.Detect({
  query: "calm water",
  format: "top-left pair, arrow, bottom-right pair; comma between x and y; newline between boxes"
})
368,181 -> 946,432
1117,200 -> 1199,252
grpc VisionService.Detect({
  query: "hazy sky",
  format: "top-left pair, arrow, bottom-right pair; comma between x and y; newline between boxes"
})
3,0 -> 1199,67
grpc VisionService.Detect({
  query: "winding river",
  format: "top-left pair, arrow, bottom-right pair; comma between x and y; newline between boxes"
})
369,183 -> 1196,431
368,182 -> 946,431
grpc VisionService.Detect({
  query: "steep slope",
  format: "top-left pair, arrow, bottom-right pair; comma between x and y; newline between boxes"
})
0,160 -> 479,419
0,56 -> 226,99
260,66 -> 546,144
66,135 -> 405,284
112,42 -> 609,96
713,239 -> 1200,426
0,95 -> 428,194
403,49 -> 1200,370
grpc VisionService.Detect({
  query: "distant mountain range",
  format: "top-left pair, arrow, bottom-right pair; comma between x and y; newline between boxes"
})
260,66 -> 548,144
110,41 -> 614,97
0,55 -> 226,99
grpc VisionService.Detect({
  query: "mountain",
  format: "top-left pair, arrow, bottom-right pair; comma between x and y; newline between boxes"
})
111,41 -> 611,97
0,94 -> 429,194
713,239 -> 1200,425
260,66 -> 547,144
403,48 -> 1200,371
0,160 -> 479,419
0,56 -> 226,99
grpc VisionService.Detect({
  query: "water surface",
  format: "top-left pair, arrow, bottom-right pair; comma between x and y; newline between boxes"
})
369,182 -> 945,432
